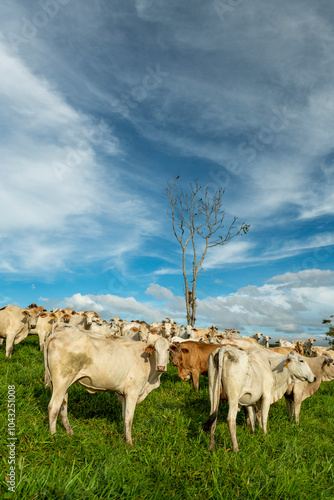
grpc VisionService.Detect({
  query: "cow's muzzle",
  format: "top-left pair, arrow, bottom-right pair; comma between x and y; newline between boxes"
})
157,366 -> 167,372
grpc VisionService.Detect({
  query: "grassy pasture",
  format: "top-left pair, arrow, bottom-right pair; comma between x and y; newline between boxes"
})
0,336 -> 333,500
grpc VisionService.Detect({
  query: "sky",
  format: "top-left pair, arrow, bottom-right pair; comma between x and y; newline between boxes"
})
0,0 -> 334,345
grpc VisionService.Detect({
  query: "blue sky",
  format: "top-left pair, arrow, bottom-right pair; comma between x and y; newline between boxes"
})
0,0 -> 334,344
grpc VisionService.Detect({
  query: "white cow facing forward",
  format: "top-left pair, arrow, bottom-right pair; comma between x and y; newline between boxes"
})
44,324 -> 170,445
0,304 -> 45,357
205,345 -> 316,452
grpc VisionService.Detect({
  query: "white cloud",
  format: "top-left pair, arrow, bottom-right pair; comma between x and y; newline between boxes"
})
268,269 -> 334,288
39,267 -> 334,345
145,283 -> 175,300
0,41 -> 161,275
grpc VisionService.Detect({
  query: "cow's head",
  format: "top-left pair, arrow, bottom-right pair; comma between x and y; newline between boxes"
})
285,352 -> 316,383
22,305 -> 44,329
145,337 -> 170,372
169,343 -> 182,366
82,310 -> 100,328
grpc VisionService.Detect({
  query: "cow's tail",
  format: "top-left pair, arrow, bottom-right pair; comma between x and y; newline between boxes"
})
44,322 -> 63,388
203,347 -> 223,432
44,336 -> 52,388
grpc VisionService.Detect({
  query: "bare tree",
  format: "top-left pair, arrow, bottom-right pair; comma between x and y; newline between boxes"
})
166,178 -> 250,326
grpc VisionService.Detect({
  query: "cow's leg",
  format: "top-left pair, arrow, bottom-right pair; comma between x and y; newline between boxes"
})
0,338 -> 4,346
192,370 -> 200,391
284,395 -> 295,422
5,333 -> 17,358
254,404 -> 262,428
227,402 -> 239,452
293,401 -> 302,425
245,406 -> 256,433
38,332 -> 45,351
122,393 -> 137,446
260,397 -> 271,435
59,392 -> 73,435
48,382 -> 72,435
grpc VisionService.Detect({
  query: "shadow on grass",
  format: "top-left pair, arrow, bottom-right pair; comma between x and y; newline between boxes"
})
33,382 -> 123,428
179,374 -> 250,443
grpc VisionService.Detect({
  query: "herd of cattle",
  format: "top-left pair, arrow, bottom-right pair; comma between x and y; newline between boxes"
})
1,303 -> 334,452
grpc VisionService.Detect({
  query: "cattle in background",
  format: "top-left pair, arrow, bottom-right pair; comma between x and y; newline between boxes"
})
170,341 -> 237,391
304,338 -> 316,356
190,325 -> 218,341
240,332 -> 262,343
285,355 -> 334,424
310,346 -> 334,360
0,304 -> 45,357
87,320 -> 120,337
175,324 -> 193,339
205,345 -> 316,452
276,339 -> 295,348
120,321 -> 150,341
258,335 -> 271,348
266,346 -> 293,355
68,310 -> 101,330
44,324 -> 170,445
32,311 -> 57,350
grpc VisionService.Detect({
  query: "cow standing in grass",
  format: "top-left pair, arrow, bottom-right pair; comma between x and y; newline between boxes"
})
205,345 -> 316,452
44,324 -> 170,445
0,304 -> 45,357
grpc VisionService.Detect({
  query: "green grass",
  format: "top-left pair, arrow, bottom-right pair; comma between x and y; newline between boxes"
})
1,336 -> 333,499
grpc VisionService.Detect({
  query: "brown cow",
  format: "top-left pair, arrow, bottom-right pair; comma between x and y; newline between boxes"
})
285,355 -> 334,424
170,341 -> 237,391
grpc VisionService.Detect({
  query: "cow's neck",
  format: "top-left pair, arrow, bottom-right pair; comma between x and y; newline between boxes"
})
269,358 -> 291,402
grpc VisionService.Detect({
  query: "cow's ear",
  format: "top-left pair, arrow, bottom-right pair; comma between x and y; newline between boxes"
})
181,347 -> 189,354
145,344 -> 154,356
51,313 -> 56,319
323,357 -> 333,367
22,310 -> 29,317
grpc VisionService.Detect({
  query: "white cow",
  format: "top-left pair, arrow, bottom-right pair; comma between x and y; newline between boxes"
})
276,339 -> 294,348
68,310 -> 101,330
88,320 -> 120,337
205,345 -> 316,452
44,324 -> 170,445
304,338 -> 316,356
310,346 -> 334,360
0,305 -> 45,357
258,335 -> 271,348
32,311 -> 57,350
